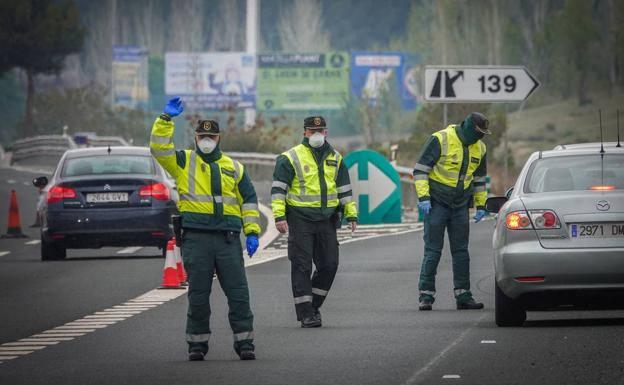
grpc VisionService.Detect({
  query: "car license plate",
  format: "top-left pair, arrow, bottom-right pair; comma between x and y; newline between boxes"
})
570,223 -> 624,238
86,192 -> 128,203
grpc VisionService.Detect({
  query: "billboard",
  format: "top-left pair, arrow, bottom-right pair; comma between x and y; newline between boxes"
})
112,45 -> 149,109
165,52 -> 256,110
256,52 -> 349,111
350,52 -> 421,110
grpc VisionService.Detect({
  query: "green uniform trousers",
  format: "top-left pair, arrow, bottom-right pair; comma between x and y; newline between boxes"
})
182,230 -> 254,353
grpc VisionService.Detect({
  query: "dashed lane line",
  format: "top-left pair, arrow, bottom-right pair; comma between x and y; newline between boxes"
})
25,240 -> 41,245
0,251 -> 9,257
481,340 -> 496,344
442,375 -> 461,379
0,224 -> 428,365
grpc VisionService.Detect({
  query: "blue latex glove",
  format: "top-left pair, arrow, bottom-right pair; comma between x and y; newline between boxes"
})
246,234 -> 259,257
474,209 -> 487,222
418,200 -> 432,216
163,97 -> 184,117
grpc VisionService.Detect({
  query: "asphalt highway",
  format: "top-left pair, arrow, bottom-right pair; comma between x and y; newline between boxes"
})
1,166 -> 624,385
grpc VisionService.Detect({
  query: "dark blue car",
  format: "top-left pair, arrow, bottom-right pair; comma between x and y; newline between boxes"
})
34,147 -> 178,261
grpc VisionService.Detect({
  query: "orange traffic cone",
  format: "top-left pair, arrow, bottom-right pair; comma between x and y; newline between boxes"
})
173,242 -> 188,286
160,240 -> 182,289
2,190 -> 28,238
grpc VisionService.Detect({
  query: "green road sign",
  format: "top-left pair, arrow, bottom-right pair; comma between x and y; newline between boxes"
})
344,150 -> 401,224
257,52 -> 349,111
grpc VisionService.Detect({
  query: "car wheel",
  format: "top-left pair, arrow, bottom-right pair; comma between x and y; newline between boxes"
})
495,281 -> 526,327
41,238 -> 67,261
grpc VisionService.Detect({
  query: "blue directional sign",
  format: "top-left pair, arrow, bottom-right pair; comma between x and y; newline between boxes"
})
344,150 -> 401,224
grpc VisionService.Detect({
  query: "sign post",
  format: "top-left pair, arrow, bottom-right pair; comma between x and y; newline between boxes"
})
344,150 -> 402,224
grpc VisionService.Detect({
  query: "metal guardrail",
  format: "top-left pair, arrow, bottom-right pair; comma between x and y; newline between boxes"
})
10,135 -> 77,165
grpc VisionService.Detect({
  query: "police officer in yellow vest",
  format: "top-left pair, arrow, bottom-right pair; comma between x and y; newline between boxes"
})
271,116 -> 358,327
413,112 -> 489,311
150,97 -> 260,361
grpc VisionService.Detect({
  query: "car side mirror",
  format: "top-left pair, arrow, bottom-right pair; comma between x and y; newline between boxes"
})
505,187 -> 514,199
33,176 -> 48,188
485,197 -> 508,213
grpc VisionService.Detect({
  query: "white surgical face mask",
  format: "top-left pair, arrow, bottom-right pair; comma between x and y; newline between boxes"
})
309,132 -> 325,148
198,138 -> 217,154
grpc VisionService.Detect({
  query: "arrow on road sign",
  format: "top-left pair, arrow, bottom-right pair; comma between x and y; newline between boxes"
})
349,162 -> 395,212
344,150 -> 401,224
424,66 -> 540,102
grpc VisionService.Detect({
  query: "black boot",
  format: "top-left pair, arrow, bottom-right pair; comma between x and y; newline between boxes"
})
419,298 -> 433,311
234,344 -> 256,360
188,349 -> 206,361
457,297 -> 484,310
301,314 -> 322,328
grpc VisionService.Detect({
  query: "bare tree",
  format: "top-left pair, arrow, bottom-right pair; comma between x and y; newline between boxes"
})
278,0 -> 330,52
208,0 -> 244,51
169,0 -> 205,52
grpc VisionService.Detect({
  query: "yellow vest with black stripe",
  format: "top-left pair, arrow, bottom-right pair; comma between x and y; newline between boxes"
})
282,144 -> 341,209
430,125 -> 486,190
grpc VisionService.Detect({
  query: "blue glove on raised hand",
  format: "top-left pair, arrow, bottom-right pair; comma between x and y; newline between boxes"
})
246,234 -> 259,257
418,200 -> 432,216
474,209 -> 487,222
163,97 -> 184,117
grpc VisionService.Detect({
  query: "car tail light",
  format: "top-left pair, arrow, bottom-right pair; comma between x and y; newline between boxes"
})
529,210 -> 561,229
139,183 -> 170,200
505,211 -> 532,230
47,185 -> 77,203
589,185 -> 615,191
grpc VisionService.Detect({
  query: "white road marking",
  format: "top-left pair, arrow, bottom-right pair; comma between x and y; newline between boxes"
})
114,304 -> 157,308
0,356 -> 18,360
116,247 -> 143,254
32,334 -> 85,338
7,179 -> 16,184
25,240 -> 41,245
0,346 -> 46,351
55,325 -> 108,329
2,341 -> 59,346
45,329 -> 95,333
124,301 -> 164,305
84,315 -> 132,319
442,375 -> 461,379
0,251 -> 9,257
20,338 -> 75,342
401,314 -> 487,385
481,340 -> 496,344
0,351 -> 34,355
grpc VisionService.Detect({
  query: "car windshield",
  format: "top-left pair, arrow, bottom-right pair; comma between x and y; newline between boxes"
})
525,154 -> 624,193
62,155 -> 154,177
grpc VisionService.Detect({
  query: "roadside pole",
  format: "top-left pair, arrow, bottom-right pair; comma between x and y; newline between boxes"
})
244,0 -> 258,130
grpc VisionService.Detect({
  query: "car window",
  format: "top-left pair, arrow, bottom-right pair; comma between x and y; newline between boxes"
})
62,155 -> 154,177
525,154 -> 624,193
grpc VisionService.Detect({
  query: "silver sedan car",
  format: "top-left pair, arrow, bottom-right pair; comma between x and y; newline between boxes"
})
486,145 -> 624,326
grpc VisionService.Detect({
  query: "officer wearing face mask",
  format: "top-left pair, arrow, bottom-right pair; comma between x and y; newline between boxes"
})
271,116 -> 358,328
150,97 -> 260,361
413,112 -> 490,311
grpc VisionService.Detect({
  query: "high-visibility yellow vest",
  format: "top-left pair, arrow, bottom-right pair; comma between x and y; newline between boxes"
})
282,144 -> 341,209
429,125 -> 486,190
429,124 -> 486,190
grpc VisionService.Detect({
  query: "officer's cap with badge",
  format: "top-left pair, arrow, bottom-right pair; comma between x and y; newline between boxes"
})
303,116 -> 327,131
195,120 -> 220,135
